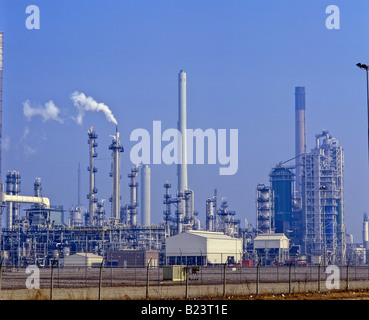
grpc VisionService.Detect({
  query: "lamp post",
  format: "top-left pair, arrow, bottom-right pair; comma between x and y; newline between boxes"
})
319,185 -> 327,268
356,62 -> 369,170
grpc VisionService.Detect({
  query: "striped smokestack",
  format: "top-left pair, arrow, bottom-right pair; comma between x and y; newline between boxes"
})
0,32 -> 3,193
295,86 -> 306,198
0,32 -> 3,234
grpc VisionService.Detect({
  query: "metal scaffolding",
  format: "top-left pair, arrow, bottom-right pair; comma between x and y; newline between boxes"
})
302,131 -> 346,264
256,184 -> 274,234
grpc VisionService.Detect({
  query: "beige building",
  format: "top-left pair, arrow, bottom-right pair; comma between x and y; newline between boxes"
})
253,233 -> 290,265
63,252 -> 103,267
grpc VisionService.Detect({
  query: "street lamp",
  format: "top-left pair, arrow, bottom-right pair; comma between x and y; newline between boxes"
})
356,62 -> 369,170
319,185 -> 327,268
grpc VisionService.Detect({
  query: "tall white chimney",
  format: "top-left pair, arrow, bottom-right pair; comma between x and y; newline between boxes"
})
178,70 -> 188,193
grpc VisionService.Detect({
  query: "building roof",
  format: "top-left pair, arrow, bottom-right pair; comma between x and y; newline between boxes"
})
70,252 -> 103,258
179,230 -> 239,240
254,233 -> 289,241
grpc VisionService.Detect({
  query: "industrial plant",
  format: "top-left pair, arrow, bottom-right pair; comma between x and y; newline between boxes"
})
0,31 -> 366,268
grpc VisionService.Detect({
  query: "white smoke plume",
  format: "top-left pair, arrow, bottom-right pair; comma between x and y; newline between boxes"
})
70,91 -> 118,125
23,100 -> 63,123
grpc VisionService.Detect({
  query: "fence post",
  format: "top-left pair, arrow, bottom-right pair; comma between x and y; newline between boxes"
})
289,262 -> 292,294
346,263 -> 349,291
223,263 -> 226,298
256,262 -> 260,296
0,257 -> 3,292
239,264 -> 242,284
318,262 -> 321,293
146,258 -> 152,299
50,259 -> 55,300
185,265 -> 189,299
98,261 -> 103,300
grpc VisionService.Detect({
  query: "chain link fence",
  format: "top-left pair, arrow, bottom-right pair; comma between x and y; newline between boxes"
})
1,263 -> 369,299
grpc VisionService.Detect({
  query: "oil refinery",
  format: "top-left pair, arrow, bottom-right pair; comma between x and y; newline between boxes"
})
0,30 -> 366,268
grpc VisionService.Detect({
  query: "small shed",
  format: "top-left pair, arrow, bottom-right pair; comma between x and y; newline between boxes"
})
253,233 -> 290,249
107,249 -> 159,267
253,233 -> 290,265
63,252 -> 103,267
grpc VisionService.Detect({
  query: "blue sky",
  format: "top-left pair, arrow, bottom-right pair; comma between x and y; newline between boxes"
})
0,0 -> 369,241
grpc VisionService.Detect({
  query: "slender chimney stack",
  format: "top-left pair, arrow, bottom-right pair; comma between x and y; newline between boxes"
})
178,70 -> 188,193
0,32 -> 3,195
0,32 -> 3,234
295,86 -> 306,198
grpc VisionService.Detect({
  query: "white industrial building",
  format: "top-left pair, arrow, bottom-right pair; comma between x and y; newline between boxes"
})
165,230 -> 243,265
63,252 -> 103,267
253,233 -> 290,265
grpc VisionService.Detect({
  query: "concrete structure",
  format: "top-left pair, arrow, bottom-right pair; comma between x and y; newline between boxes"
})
165,230 -> 242,265
253,233 -> 290,265
141,165 -> 151,226
63,252 -> 103,267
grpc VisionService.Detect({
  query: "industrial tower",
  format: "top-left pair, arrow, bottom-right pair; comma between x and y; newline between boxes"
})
302,131 -> 346,264
87,127 -> 98,226
109,126 -> 124,223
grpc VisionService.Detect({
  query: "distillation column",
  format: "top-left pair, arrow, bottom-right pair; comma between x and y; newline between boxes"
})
206,197 -> 216,231
163,182 -> 172,235
109,126 -> 124,222
141,165 -> 151,226
128,166 -> 139,226
5,171 -> 20,230
34,177 -> 41,197
87,127 -> 98,226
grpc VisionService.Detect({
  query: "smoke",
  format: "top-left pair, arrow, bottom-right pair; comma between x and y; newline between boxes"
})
23,100 -> 63,123
70,91 -> 118,125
